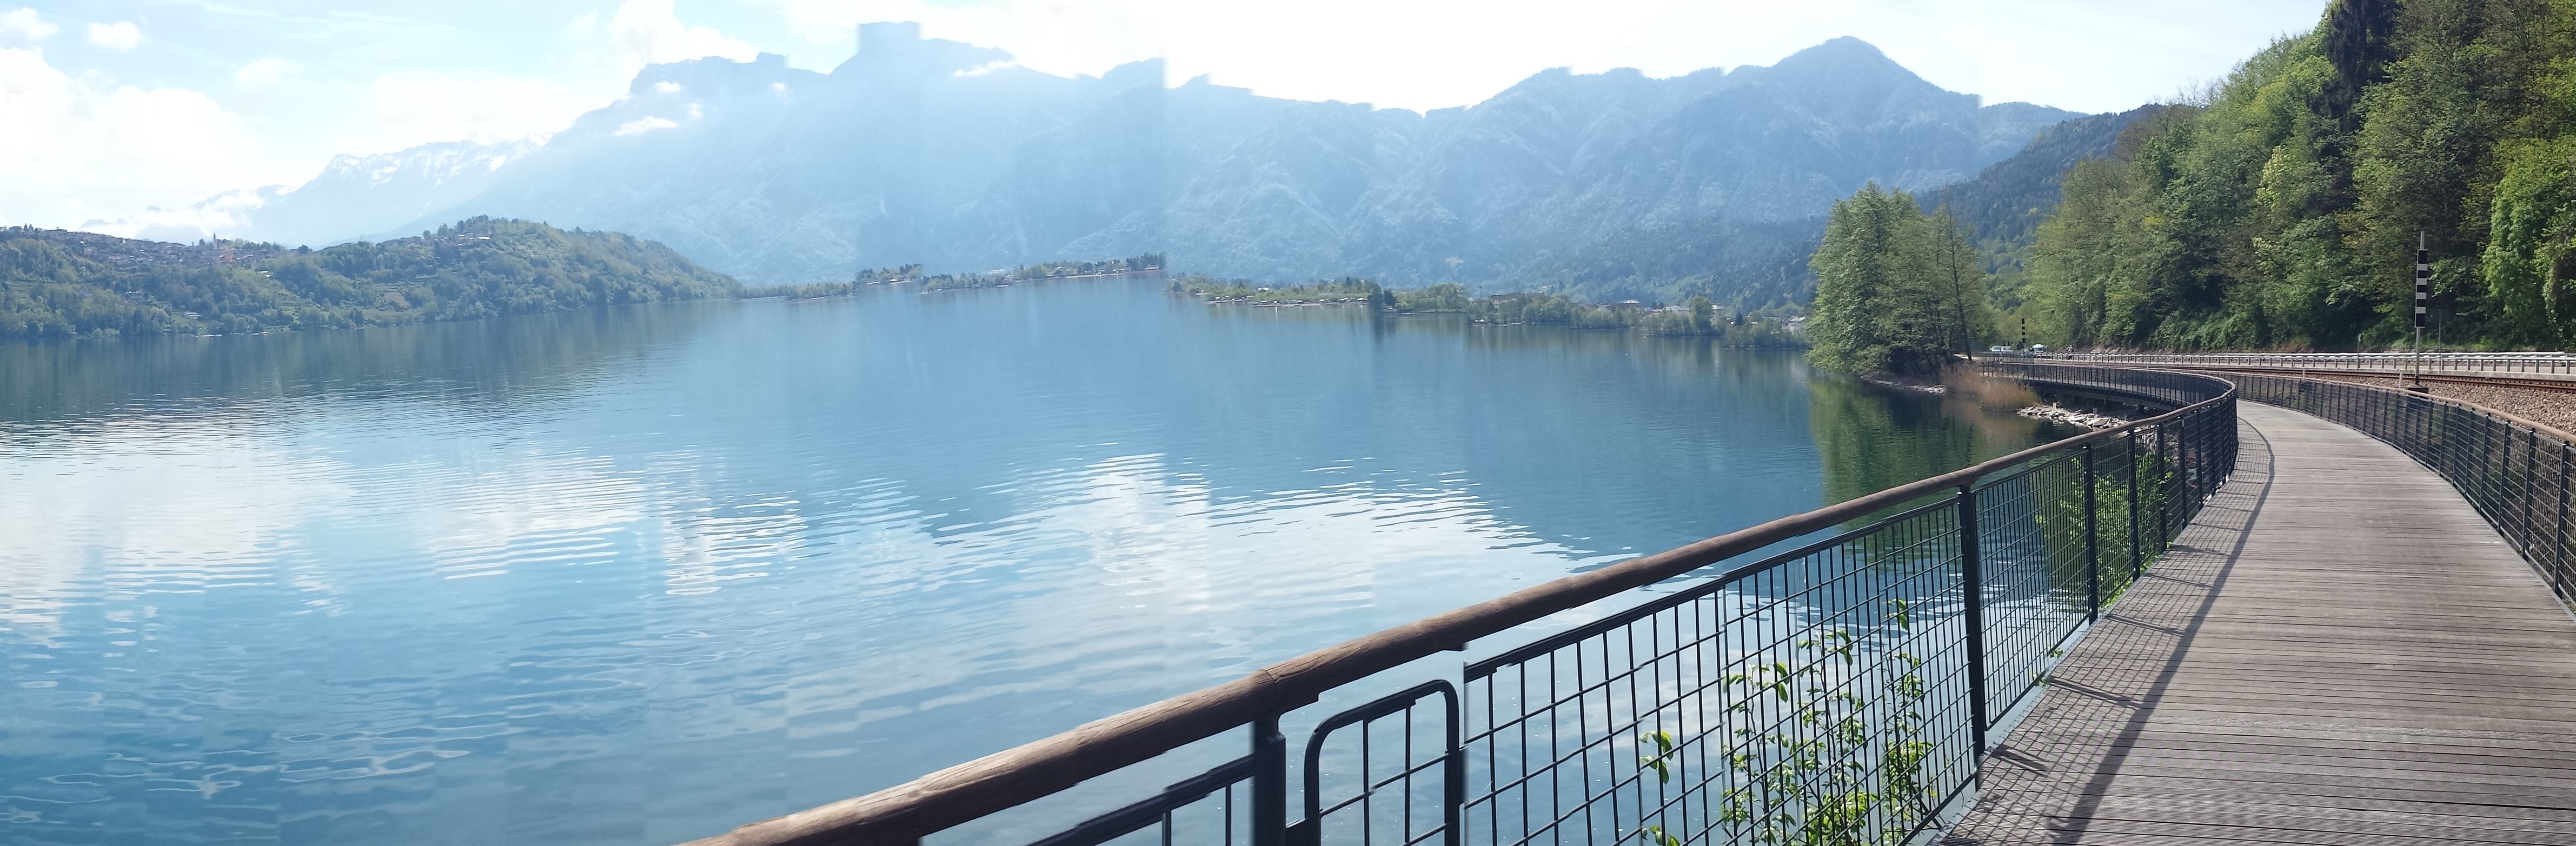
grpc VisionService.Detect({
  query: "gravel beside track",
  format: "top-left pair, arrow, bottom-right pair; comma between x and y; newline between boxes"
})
2290,371 -> 2576,434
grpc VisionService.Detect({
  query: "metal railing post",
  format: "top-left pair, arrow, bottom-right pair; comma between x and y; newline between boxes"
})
2524,429 -> 2540,556
1443,713 -> 1464,846
2084,441 -> 2101,621
1958,484 -> 1991,763
1252,714 -> 1287,846
2560,442 -> 2572,600
2158,425 -> 2175,547
2127,431 -> 2142,578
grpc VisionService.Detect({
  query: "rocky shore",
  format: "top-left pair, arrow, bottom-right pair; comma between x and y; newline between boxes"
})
2018,404 -> 2128,429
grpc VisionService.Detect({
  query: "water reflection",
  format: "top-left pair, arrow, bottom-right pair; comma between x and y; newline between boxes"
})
0,282 -> 2060,845
0,302 -> 724,430
1810,376 -> 2053,515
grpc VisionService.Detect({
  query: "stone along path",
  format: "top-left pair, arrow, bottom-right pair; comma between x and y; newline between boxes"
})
1944,401 -> 2576,845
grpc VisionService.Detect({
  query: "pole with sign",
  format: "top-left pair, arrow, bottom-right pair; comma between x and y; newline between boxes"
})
2415,231 -> 2429,389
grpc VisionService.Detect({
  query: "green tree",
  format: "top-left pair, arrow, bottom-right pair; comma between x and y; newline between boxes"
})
1927,208 -> 1993,355
1808,185 -> 1990,376
2482,136 -> 2576,344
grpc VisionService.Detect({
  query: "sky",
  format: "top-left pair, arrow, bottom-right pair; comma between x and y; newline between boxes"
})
2,0 -> 2332,232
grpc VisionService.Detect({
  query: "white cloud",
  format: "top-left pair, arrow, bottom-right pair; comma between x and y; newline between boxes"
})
0,8 -> 56,41
609,0 -> 757,67
0,47 -> 299,228
85,19 -> 138,50
27,0 -> 768,231
236,57 -> 290,86
76,185 -> 275,242
348,71 -> 600,153
614,115 -> 679,136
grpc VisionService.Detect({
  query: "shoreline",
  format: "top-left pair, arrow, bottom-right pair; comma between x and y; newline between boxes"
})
2017,403 -> 2128,429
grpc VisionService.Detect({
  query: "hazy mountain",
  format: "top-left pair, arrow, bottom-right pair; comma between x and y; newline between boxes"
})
262,138 -> 547,247
216,25 -> 2086,307
95,137 -> 543,248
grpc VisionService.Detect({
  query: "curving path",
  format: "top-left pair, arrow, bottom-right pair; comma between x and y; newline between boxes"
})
1943,401 -> 2576,845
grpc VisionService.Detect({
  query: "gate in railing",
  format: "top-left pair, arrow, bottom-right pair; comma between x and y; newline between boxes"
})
681,365 -> 2238,846
2216,372 -> 2575,610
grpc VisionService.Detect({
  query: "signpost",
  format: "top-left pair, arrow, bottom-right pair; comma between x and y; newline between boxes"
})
2414,232 -> 2429,391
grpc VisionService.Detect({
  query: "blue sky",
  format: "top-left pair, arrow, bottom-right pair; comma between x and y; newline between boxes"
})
2,0 -> 2330,231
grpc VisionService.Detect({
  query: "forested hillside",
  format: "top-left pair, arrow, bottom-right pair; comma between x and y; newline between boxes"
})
1937,106 -> 2163,272
0,218 -> 737,339
1924,105 -> 2164,322
2019,0 -> 2576,351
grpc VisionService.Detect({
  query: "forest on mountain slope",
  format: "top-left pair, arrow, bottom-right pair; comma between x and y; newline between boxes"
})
1807,0 -> 2576,375
0,218 -> 738,340
2016,0 -> 2576,351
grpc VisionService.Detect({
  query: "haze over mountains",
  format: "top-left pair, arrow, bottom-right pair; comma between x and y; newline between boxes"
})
134,24 -> 2107,307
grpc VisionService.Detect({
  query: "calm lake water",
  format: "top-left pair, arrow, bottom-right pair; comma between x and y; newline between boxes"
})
0,280 -> 2058,845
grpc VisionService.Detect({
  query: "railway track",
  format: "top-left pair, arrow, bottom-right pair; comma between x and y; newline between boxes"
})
2154,364 -> 2576,392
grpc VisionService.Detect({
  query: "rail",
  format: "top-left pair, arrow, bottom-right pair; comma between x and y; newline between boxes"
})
2209,371 -> 2576,609
2047,350 -> 2576,380
680,364 -> 2238,846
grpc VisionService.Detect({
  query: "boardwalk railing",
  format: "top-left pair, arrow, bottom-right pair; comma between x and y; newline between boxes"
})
2048,351 -> 2576,380
2208,372 -> 2576,610
680,365 -> 2236,846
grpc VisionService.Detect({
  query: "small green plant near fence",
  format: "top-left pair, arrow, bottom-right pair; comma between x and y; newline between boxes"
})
2114,444 -> 2176,601
1626,600 -> 1937,846
2027,437 -> 2179,610
1655,428 -> 2179,846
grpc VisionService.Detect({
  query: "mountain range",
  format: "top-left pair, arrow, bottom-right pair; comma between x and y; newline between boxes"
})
141,25 -> 2104,307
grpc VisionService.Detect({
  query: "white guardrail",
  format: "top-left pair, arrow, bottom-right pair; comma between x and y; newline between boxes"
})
2040,351 -> 2576,380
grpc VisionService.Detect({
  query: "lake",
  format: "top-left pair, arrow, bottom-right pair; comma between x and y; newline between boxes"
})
0,279 -> 2060,844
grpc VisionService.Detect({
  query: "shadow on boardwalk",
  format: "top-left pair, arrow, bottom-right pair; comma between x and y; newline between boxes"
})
1945,402 -> 2576,845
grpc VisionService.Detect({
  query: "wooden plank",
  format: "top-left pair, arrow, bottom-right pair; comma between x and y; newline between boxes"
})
1943,401 -> 2576,845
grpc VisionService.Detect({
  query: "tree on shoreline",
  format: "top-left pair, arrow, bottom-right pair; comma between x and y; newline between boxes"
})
1807,184 -> 1990,376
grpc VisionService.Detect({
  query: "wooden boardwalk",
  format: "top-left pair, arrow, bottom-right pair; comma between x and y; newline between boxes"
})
1944,401 -> 2576,845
